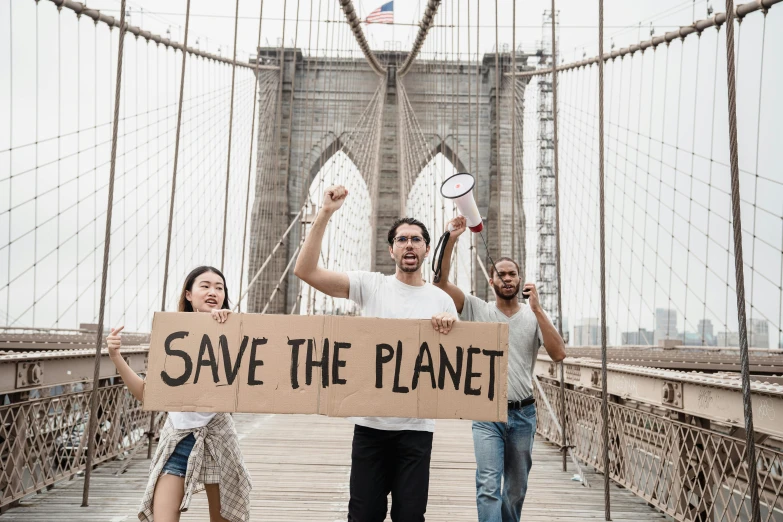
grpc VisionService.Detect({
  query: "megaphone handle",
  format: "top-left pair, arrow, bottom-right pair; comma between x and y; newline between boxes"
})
431,230 -> 451,283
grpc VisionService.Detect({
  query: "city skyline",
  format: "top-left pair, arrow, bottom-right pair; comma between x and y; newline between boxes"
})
570,308 -> 776,349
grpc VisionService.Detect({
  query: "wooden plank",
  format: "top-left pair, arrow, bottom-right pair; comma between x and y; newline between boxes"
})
0,415 -> 664,521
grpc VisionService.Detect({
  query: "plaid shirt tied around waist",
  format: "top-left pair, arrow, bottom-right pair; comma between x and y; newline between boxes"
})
138,413 -> 252,522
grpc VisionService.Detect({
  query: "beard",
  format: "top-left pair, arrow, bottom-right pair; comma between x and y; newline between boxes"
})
396,252 -> 423,273
492,280 -> 520,301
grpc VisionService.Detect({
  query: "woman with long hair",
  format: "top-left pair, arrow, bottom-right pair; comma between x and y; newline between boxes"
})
108,266 -> 252,522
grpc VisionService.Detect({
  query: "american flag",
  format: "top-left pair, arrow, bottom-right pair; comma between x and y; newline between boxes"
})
366,1 -> 394,24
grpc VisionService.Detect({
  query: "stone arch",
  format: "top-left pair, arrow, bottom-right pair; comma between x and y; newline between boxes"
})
417,134 -> 471,176
287,132 -> 363,212
284,133 -> 371,307
431,138 -> 470,174
307,135 -> 363,188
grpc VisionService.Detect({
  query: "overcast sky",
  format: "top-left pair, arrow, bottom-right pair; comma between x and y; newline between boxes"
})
62,0 -> 731,63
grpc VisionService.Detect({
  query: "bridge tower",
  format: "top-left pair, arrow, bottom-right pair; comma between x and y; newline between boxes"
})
536,9 -> 560,331
247,49 -> 534,314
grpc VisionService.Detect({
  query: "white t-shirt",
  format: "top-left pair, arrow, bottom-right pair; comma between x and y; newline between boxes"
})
167,412 -> 216,430
347,271 -> 459,432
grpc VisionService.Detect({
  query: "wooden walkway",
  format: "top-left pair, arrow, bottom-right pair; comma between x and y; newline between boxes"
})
1,414 -> 664,521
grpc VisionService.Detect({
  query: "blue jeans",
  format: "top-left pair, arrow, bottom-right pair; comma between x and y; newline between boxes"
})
472,404 -> 536,522
161,433 -> 196,478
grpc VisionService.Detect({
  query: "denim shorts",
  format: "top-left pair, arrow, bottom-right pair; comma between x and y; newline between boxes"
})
161,433 -> 196,478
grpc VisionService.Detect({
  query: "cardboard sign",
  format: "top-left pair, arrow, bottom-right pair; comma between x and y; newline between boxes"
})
143,312 -> 509,421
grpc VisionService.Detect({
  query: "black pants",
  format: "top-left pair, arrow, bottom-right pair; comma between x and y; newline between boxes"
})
348,424 -> 434,522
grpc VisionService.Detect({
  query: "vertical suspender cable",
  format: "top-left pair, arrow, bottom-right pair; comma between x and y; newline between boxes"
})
722,1 -> 761,520
597,0 -> 610,519
160,0 -> 193,312
511,0 -> 516,262
280,0 -> 302,313
475,0 -> 480,296
269,0 -> 287,308
152,0 -> 192,461
467,0 -> 475,295
494,0 -> 500,256
397,0 -> 440,77
82,0 -> 127,506
550,0 -> 567,473
237,0 -> 267,312
455,0 -> 460,177
220,0 -> 242,270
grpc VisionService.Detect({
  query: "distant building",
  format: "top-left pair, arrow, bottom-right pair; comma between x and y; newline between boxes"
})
683,332 -> 708,346
717,331 -> 740,347
655,308 -> 679,345
574,318 -> 605,346
715,321 -> 770,348
621,328 -> 653,345
749,319 -> 769,349
697,319 -> 716,345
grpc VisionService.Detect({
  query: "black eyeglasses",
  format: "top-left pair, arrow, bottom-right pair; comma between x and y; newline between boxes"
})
393,236 -> 425,246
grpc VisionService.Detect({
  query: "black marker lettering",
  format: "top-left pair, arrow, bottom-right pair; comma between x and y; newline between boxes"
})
376,343 -> 394,388
288,338 -> 306,389
306,338 -> 329,388
481,350 -> 504,401
392,340 -> 409,393
412,342 -> 436,390
160,331 -> 191,387
221,335 -> 249,386
247,337 -> 267,385
437,344 -> 463,391
193,334 -> 219,384
332,341 -> 350,385
464,347 -> 482,396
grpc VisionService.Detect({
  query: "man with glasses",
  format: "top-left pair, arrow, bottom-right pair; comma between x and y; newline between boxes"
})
293,185 -> 459,522
432,216 -> 566,522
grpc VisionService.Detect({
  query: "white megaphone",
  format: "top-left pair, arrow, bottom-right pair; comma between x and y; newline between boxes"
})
440,173 -> 483,232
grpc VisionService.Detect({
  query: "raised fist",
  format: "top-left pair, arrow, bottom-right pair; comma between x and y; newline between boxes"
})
322,185 -> 348,214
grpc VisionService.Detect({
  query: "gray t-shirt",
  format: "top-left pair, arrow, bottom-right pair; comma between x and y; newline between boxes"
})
460,294 -> 545,401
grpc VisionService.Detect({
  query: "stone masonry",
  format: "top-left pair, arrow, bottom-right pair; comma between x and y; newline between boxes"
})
247,48 -> 533,313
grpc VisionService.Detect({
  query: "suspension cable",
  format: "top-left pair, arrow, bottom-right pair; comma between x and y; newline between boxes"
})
549,0 -> 569,474
159,0 -> 193,312
236,210 -> 302,310
597,0 -> 611,519
723,0 -> 761,519
220,0 -> 242,270
47,0 -> 264,69
511,1 -> 517,260
338,0 -> 386,75
399,0 -> 441,77
237,0 -> 267,312
509,0 -> 781,79
82,0 -> 128,507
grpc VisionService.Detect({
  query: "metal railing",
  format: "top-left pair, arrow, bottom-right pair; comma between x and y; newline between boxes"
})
0,382 -> 163,510
534,378 -> 783,522
3,349 -> 782,520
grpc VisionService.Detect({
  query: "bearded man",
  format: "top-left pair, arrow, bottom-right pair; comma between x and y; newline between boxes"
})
294,185 -> 458,522
432,215 -> 566,522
